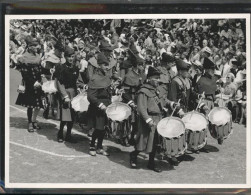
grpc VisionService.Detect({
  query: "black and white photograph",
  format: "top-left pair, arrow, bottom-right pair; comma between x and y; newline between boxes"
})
5,14 -> 250,188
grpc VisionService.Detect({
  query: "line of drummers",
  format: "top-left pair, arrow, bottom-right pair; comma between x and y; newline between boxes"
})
13,39 -> 233,173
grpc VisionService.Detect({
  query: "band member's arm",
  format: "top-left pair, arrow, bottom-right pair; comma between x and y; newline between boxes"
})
76,72 -> 85,89
87,88 -> 105,109
55,78 -> 68,100
54,65 -> 68,100
137,93 -> 152,123
168,80 -> 178,102
86,63 -> 94,82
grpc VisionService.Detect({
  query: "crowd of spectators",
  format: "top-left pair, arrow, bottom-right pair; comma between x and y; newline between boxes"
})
9,18 -> 247,124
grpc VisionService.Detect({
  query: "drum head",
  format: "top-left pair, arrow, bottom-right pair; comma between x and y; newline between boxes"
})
71,93 -> 89,112
106,102 -> 132,122
157,117 -> 185,138
182,111 -> 208,131
208,107 -> 231,126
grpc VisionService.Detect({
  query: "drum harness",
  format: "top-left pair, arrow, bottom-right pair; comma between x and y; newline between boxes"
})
174,76 -> 189,111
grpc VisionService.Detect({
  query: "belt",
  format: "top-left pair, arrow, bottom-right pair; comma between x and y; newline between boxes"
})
148,112 -> 162,116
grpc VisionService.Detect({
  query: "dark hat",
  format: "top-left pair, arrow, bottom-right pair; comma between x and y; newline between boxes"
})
232,59 -> 242,67
161,52 -> 175,63
176,59 -> 190,71
147,66 -> 161,78
97,52 -> 109,65
99,40 -> 113,51
64,46 -> 75,57
203,57 -> 215,69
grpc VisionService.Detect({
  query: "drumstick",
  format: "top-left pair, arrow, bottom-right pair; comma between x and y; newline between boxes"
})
166,99 -> 181,125
195,91 -> 205,111
171,99 -> 181,117
190,92 -> 205,120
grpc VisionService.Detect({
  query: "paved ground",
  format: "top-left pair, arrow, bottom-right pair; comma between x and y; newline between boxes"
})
8,69 -> 246,184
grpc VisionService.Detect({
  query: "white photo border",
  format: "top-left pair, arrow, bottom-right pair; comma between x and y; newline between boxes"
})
4,13 -> 251,189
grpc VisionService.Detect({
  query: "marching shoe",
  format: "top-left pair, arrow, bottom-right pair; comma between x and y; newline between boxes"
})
57,130 -> 64,143
32,122 -> 41,130
43,110 -> 49,119
168,157 -> 180,166
96,148 -> 110,156
147,163 -> 162,173
193,150 -> 200,154
123,138 -> 130,147
28,123 -> 34,132
89,147 -> 96,156
218,138 -> 223,145
129,152 -> 137,168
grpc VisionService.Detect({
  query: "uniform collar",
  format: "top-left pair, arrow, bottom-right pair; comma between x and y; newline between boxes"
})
203,72 -> 213,79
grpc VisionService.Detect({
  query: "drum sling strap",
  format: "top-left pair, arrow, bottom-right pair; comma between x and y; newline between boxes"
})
174,76 -> 189,111
152,90 -> 165,154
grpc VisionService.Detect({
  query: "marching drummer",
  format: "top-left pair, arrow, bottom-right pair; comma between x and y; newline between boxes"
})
87,52 -> 123,156
156,52 -> 176,117
120,50 -> 146,146
54,46 -> 84,143
169,59 -> 192,114
86,39 -> 120,137
168,59 -> 203,156
194,57 -> 217,116
129,66 -> 180,172
194,57 -> 222,144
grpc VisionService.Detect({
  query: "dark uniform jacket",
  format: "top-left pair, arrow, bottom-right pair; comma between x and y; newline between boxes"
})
169,75 -> 195,112
156,66 -> 175,114
54,62 -> 82,121
136,83 -> 172,153
121,69 -> 146,104
15,51 -> 44,109
194,72 -> 217,101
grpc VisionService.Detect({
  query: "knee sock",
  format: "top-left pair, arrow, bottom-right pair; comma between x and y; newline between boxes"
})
148,152 -> 155,165
90,129 -> 99,147
27,108 -> 33,123
32,108 -> 40,122
97,130 -> 106,149
66,122 -> 74,136
58,121 -> 66,138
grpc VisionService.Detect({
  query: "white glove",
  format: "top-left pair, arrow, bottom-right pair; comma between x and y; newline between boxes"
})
148,120 -> 156,128
64,97 -> 71,103
117,88 -> 125,95
100,104 -> 107,111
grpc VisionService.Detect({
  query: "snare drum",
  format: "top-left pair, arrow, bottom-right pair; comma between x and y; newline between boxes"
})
157,117 -> 187,157
110,119 -> 131,139
182,111 -> 208,151
71,92 -> 89,112
208,107 -> 233,140
106,102 -> 132,139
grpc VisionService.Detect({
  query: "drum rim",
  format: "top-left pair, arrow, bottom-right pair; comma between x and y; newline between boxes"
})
182,111 -> 209,131
208,106 -> 232,122
106,102 -> 132,121
157,116 -> 186,138
71,93 -> 89,112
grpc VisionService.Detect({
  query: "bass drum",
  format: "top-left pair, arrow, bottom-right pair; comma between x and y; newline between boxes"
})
157,117 -> 187,158
208,107 -> 233,141
182,111 -> 208,151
